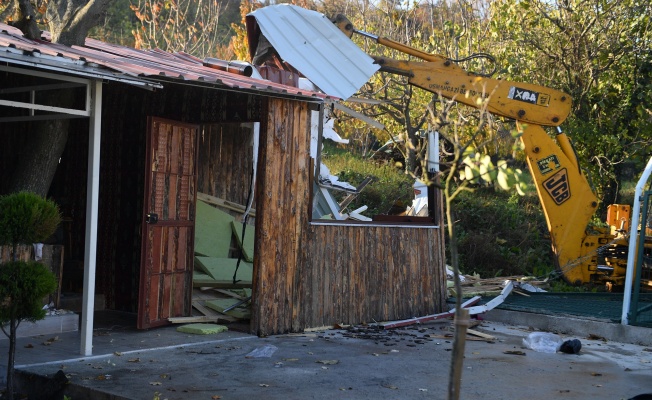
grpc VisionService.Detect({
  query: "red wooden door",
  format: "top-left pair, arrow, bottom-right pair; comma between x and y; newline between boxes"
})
138,117 -> 198,329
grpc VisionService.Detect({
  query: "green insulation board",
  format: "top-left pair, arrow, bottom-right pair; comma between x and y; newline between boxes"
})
176,323 -> 228,335
194,256 -> 253,285
230,221 -> 255,262
194,200 -> 234,258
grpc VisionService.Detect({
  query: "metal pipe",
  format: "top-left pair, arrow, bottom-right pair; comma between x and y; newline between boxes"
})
203,58 -> 254,77
622,155 -> 652,324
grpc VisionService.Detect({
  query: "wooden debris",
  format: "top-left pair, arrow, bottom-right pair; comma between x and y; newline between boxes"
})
197,192 -> 256,217
190,289 -> 242,322
504,350 -> 526,356
205,298 -> 251,320
450,275 -> 549,297
467,328 -> 496,341
168,316 -> 223,324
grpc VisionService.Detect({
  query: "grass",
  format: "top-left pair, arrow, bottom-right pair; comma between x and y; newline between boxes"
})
321,141 -> 415,216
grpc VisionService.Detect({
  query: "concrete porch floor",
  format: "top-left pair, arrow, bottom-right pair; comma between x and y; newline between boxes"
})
0,309 -> 650,399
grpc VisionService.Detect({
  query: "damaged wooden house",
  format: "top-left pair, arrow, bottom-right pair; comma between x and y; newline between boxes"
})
0,5 -> 446,354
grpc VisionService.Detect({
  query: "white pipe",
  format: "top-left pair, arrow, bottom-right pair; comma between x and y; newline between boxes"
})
621,156 -> 652,324
81,80 -> 102,355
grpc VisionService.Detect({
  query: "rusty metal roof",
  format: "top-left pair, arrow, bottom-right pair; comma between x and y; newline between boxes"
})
0,22 -> 329,101
246,5 -> 379,100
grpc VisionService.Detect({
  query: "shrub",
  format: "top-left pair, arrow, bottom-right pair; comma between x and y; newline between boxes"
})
0,191 -> 61,250
0,261 -> 58,326
0,191 -> 61,400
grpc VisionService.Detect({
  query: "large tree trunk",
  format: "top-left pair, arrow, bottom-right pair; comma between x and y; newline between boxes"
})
8,121 -> 70,197
46,0 -> 112,46
7,91 -> 73,196
2,1 -> 111,196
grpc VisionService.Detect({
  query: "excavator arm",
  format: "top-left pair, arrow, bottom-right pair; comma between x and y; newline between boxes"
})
333,15 -> 626,285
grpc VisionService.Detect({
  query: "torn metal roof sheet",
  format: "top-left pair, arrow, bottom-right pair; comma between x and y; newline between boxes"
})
246,4 -> 379,99
0,22 -> 329,101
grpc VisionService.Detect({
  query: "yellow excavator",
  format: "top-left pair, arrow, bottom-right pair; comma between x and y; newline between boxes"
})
332,15 -> 651,287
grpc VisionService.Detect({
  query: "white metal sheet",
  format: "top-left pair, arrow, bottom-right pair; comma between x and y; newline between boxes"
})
248,5 -> 379,99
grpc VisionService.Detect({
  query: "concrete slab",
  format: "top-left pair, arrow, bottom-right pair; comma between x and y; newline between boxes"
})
0,313 -> 78,339
2,312 -> 650,400
486,309 -> 652,346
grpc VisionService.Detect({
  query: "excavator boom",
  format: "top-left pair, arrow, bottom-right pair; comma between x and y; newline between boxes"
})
332,15 -> 635,285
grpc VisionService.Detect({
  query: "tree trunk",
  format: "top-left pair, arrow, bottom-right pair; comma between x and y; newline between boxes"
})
47,0 -> 113,46
5,318 -> 18,400
3,1 -> 111,197
8,120 -> 69,197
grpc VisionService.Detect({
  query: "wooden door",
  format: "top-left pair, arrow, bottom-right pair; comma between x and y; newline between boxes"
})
138,117 -> 198,329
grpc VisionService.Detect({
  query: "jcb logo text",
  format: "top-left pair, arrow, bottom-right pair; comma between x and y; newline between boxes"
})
543,169 -> 570,205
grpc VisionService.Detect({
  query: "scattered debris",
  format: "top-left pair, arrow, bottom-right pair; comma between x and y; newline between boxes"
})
587,333 -> 607,342
560,339 -> 582,354
379,296 -> 481,329
246,344 -> 278,358
523,332 -> 563,353
503,350 -> 526,356
316,360 -> 339,365
466,328 -> 496,341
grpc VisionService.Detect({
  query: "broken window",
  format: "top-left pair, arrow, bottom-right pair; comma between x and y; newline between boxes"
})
309,94 -> 440,225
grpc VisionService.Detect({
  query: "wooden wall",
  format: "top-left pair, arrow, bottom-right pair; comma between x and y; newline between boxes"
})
197,124 -> 255,207
251,98 -> 447,336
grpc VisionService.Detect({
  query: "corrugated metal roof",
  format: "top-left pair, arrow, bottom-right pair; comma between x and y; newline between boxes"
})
0,22 -> 329,101
246,5 -> 378,100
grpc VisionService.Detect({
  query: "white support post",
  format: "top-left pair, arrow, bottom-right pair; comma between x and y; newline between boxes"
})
621,156 -> 652,325
81,80 -> 102,355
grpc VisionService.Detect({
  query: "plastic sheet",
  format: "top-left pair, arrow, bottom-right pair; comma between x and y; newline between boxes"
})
245,344 -> 278,358
522,332 -> 563,353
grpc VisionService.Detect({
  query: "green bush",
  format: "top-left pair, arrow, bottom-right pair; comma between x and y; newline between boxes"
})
0,191 -> 61,399
0,261 -> 58,325
452,188 -> 552,278
0,191 -> 61,247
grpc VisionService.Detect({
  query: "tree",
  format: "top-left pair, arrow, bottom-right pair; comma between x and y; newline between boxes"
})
131,0 -> 235,60
0,0 -> 112,196
488,0 -> 652,210
0,192 -> 60,400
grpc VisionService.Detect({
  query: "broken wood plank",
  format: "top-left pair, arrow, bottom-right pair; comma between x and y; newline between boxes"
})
168,316 -> 223,324
197,192 -> 256,217
205,298 -> 251,320
467,328 -> 496,341
191,301 -> 238,322
214,289 -> 246,300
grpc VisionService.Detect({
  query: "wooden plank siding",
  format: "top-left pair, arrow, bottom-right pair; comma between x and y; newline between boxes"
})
251,97 -> 447,336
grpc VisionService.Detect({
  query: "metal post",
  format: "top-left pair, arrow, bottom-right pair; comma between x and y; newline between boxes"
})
81,80 -> 102,355
621,156 -> 652,324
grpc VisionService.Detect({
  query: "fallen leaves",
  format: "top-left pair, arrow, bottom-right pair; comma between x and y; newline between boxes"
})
382,383 -> 398,390
316,360 -> 339,365
42,336 -> 59,346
